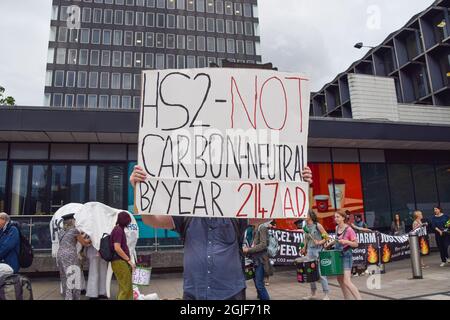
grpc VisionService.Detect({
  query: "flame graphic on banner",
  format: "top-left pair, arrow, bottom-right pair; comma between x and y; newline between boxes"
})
420,237 -> 429,255
382,244 -> 391,263
367,244 -> 378,264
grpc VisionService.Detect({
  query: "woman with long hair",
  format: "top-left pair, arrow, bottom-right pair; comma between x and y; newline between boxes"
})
390,213 -> 406,236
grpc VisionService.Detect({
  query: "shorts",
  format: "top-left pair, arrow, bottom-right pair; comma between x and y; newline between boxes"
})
342,250 -> 353,270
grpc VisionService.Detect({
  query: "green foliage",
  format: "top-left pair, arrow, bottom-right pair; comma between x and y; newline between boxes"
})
0,85 -> 16,106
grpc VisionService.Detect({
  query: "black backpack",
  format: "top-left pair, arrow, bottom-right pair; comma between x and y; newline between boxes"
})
0,274 -> 33,300
10,222 -> 33,269
99,233 -> 116,262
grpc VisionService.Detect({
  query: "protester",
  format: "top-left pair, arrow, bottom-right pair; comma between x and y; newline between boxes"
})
301,210 -> 330,300
351,214 -> 372,233
130,165 -> 314,300
111,211 -> 135,300
431,206 -> 449,267
0,212 -> 20,276
333,210 -> 362,300
412,210 -> 428,269
243,219 -> 273,300
390,214 -> 406,236
86,245 -> 108,300
57,213 -> 91,300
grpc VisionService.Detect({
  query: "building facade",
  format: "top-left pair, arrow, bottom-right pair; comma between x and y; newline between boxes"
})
44,0 -> 262,109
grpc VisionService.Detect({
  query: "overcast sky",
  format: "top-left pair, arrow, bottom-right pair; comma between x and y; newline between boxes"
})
0,0 -> 435,106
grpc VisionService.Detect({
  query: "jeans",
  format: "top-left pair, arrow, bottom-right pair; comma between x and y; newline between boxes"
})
253,263 -> 270,300
307,247 -> 329,294
183,289 -> 246,300
435,233 -> 449,263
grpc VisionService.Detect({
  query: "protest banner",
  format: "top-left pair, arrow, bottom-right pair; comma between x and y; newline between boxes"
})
136,68 -> 311,219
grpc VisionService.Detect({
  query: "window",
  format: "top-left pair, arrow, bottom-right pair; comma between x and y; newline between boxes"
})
156,54 -> 165,69
146,32 -> 154,47
67,49 -> 77,64
227,39 -> 235,53
245,21 -> 253,36
157,13 -> 165,28
177,15 -> 185,29
243,3 -> 252,17
146,12 -> 154,27
79,49 -> 88,65
196,0 -> 204,12
157,0 -> 165,8
103,30 -> 112,45
136,12 -> 145,26
187,16 -> 195,31
167,0 -> 176,9
112,73 -> 121,89
215,0 -> 223,14
49,26 -> 57,42
93,8 -> 102,23
53,93 -> 63,107
197,17 -> 205,31
126,0 -> 135,5
66,71 -> 76,87
134,74 -> 141,90
135,52 -> 143,67
177,55 -> 185,68
69,29 -> 79,43
111,96 -> 120,109
82,7 -> 91,22
56,48 -> 66,64
167,54 -> 175,68
78,71 -> 87,88
90,50 -> 100,66
123,73 -> 132,89
100,72 -> 110,89
60,6 -> 69,21
207,37 -> 215,52
207,56 -> 216,66
122,96 -> 132,109
147,0 -> 155,7
217,38 -> 225,52
187,55 -> 196,68
167,34 -> 175,49
89,72 -> 99,88
216,19 -> 224,33
101,50 -> 111,66
115,10 -> 124,24
167,14 -> 176,28
76,95 -> 86,108
387,164 -> 416,222
234,2 -> 241,15
117,0 -> 125,4
45,71 -> 53,87
177,0 -> 185,9
47,48 -> 55,64
112,51 -> 122,67
197,56 -> 206,68
135,32 -> 143,46
104,9 -> 113,24
436,164 -> 450,212
177,35 -> 185,49
412,164 -> 439,213
145,53 -> 154,68
224,1 -> 232,15
51,5 -> 59,20
187,0 -> 195,11
133,96 -> 141,109
92,29 -> 101,44
58,27 -> 68,42
226,20 -> 234,34
206,0 -> 214,13
246,41 -> 254,55
99,96 -> 109,108
125,11 -> 134,25
156,33 -> 165,48
207,18 -> 215,32
65,94 -> 74,107
236,40 -> 244,54
114,30 -> 123,45
124,51 -> 133,67
88,95 -> 98,108
187,35 -> 195,50
124,31 -> 133,46
235,21 -> 243,35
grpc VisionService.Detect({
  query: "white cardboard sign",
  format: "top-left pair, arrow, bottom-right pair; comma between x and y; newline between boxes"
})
136,68 -> 310,219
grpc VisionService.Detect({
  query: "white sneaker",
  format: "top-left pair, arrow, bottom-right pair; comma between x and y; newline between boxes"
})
440,262 -> 446,267
322,294 -> 330,300
302,294 -> 317,300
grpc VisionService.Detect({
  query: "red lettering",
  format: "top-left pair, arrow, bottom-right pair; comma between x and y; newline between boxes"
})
259,77 -> 288,130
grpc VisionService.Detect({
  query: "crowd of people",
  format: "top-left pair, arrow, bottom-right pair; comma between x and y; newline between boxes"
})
0,165 -> 448,301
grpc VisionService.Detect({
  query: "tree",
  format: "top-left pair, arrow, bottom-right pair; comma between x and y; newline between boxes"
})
0,86 -> 16,106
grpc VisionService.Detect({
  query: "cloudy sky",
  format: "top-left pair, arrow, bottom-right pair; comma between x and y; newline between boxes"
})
0,0 -> 435,106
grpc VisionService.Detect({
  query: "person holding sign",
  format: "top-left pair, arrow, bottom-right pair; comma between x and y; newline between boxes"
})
301,210 -> 330,300
333,210 -> 362,300
130,165 -> 313,300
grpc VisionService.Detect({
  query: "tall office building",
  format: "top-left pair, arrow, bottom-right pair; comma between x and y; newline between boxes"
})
44,0 -> 262,109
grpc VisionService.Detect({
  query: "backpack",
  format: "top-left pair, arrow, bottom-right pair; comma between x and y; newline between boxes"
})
0,274 -> 33,300
99,233 -> 115,262
10,222 -> 33,269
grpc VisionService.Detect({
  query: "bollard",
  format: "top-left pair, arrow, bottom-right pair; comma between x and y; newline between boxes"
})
408,232 -> 422,279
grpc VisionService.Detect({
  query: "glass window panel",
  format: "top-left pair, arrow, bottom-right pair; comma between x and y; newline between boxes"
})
224,1 -> 232,15
104,9 -> 113,23
436,164 -> 450,212
113,30 -> 123,45
216,19 -> 224,33
89,72 -> 98,88
388,164 -> 416,226
67,49 -> 77,64
167,34 -> 175,49
412,164 -> 439,217
103,30 -> 112,45
71,166 -> 87,203
243,3 -> 251,17
102,50 -> 111,66
107,166 -> 124,208
54,70 -> 64,87
124,31 -> 133,46
156,33 -> 165,48
207,18 -> 215,32
167,14 -> 176,28
187,16 -> 195,30
99,95 -> 109,108
145,53 -> 154,68
167,0 -> 175,9
90,50 -> 100,66
196,0 -> 204,12
135,32 -> 143,46
136,11 -> 145,26
197,17 -> 205,31
58,27 -> 68,42
135,52 -> 143,67
50,165 -> 69,214
124,52 -> 133,67
234,2 -> 241,15
206,0 -> 214,13
82,7 -> 91,22
125,11 -> 134,25
157,13 -> 165,27
226,20 -> 234,34
93,8 -> 102,23
187,35 -> 195,50
89,166 -> 105,203
177,0 -> 185,9
187,55 -> 196,68
146,12 -> 154,27
11,165 -> 29,215
56,48 -> 66,64
177,55 -> 185,68
156,54 -> 165,69
92,29 -> 101,44
30,165 -> 49,215
66,71 -> 76,87
177,15 -> 185,29
215,0 -> 223,14
53,93 -> 63,107
88,95 -> 98,108
146,32 -> 154,47
123,73 -> 132,89
112,73 -> 121,89
78,71 -> 87,88
217,38 -> 225,52
157,0 -> 165,8
112,51 -> 122,67
226,38 -> 235,53
76,94 -> 86,108
177,35 -> 185,49
122,96 -> 132,109
187,0 -> 195,11
245,21 -> 253,36
111,95 -> 120,108
100,72 -> 110,89
115,10 -> 124,24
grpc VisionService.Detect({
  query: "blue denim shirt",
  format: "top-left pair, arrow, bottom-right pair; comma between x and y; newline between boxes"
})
173,217 -> 246,300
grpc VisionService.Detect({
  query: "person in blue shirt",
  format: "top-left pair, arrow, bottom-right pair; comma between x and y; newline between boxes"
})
0,212 -> 20,274
130,165 -> 313,300
431,206 -> 449,267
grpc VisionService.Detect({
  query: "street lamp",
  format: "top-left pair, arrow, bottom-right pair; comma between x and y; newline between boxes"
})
354,42 -> 375,49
